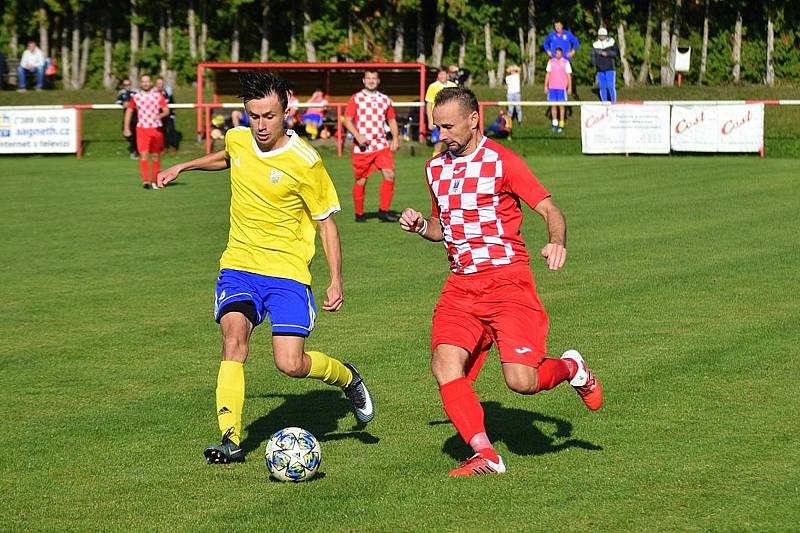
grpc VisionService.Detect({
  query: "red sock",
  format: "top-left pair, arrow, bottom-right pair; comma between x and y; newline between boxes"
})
378,179 -> 394,211
151,160 -> 160,183
353,182 -> 366,215
139,159 -> 149,183
439,377 -> 486,446
534,358 -> 573,393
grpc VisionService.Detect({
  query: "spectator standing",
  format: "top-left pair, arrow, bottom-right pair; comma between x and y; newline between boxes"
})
591,28 -> 619,103
302,88 -> 328,140
543,20 -> 580,99
544,47 -> 572,133
0,50 -> 7,90
504,65 -> 523,126
425,68 -> 457,154
17,40 -> 46,91
156,78 -> 179,153
116,79 -> 139,159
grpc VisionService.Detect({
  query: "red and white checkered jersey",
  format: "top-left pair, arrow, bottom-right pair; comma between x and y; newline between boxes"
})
344,89 -> 396,153
426,137 -> 551,274
128,89 -> 168,128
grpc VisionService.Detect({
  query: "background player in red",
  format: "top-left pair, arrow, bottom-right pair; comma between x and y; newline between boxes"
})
399,87 -> 603,477
342,70 -> 400,223
124,74 -> 169,189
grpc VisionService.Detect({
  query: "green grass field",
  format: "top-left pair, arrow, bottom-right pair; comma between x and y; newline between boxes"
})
2,145 -> 798,530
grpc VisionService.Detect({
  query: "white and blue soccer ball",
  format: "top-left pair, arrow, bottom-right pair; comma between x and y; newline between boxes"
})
264,427 -> 321,482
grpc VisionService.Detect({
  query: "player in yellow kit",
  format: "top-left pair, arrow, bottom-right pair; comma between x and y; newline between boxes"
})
158,72 -> 374,464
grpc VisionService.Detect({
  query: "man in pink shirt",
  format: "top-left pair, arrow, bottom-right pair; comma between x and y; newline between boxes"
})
544,47 -> 572,133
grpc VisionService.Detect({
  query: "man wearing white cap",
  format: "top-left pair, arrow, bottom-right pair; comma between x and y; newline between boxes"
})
591,28 -> 620,102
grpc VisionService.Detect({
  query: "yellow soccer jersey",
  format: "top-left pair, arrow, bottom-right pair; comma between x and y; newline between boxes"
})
424,80 -> 458,105
220,128 -> 340,285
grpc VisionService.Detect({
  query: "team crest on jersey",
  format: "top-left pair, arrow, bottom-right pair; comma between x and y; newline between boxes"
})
270,169 -> 283,184
449,179 -> 462,193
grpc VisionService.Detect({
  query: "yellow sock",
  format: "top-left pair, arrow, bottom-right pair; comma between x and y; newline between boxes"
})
305,351 -> 353,388
559,119 -> 565,128
216,361 -> 245,445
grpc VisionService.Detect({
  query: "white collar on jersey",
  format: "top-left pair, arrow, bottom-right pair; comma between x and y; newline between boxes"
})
251,128 -> 298,158
446,135 -> 487,163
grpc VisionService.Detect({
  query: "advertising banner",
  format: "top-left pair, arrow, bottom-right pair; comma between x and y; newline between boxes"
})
0,108 -> 78,154
581,104 -> 671,154
671,103 -> 764,153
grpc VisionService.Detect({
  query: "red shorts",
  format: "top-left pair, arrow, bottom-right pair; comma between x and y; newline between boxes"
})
136,127 -> 164,154
431,265 -> 549,381
352,148 -> 394,179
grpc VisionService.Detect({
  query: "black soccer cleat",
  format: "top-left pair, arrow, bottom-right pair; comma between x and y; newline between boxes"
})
342,363 -> 375,424
204,428 -> 245,464
355,213 -> 368,223
377,210 -> 399,223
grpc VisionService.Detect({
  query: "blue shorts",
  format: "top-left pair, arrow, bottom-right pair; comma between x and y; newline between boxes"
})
214,269 -> 317,337
547,89 -> 568,102
301,113 -> 324,127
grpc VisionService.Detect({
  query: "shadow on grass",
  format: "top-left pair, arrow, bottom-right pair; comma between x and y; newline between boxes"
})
432,401 -> 602,460
241,389 -> 379,456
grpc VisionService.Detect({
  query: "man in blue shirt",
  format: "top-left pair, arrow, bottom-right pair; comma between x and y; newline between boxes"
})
544,19 -> 580,99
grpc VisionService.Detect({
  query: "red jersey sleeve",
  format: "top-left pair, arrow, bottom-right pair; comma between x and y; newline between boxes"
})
127,97 -> 137,110
500,148 -> 550,209
386,103 -> 396,121
344,95 -> 357,121
159,93 -> 168,110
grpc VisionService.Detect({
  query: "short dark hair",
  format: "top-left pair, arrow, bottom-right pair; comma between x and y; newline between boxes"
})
238,71 -> 289,110
364,69 -> 379,76
433,87 -> 479,115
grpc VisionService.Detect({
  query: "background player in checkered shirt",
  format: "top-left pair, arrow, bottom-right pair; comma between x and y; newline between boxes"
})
399,87 -> 603,477
124,74 -> 170,189
342,70 -> 400,223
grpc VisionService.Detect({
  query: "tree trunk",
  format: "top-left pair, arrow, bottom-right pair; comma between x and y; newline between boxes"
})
260,0 -> 270,62
393,14 -> 404,62
159,9 -> 167,79
70,11 -> 80,89
458,31 -> 466,67
432,0 -> 445,68
166,8 -> 175,86
347,12 -> 354,48
699,0 -> 709,84
60,23 -> 70,90
637,0 -> 653,84
484,22 -> 496,87
659,9 -> 670,86
595,0 -> 604,27
525,0 -> 536,85
495,47 -> 506,85
188,0 -> 197,61
79,31 -> 89,87
199,0 -> 207,61
103,21 -> 114,89
416,8 -> 425,63
130,0 -> 139,82
302,0 -> 316,62
231,17 -> 240,62
617,23 -> 634,87
38,8 -> 49,58
289,3 -> 297,55
10,30 -> 18,61
732,9 -> 742,83
666,0 -> 681,86
765,8 -> 774,87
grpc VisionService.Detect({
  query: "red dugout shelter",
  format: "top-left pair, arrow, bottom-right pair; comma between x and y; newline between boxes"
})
195,62 -> 438,154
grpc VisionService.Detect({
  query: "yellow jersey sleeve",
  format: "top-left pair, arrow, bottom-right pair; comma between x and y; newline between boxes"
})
425,82 -> 441,103
297,157 -> 341,220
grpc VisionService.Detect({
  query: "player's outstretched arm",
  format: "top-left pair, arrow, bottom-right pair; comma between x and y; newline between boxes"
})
534,197 -> 567,270
317,216 -> 343,312
399,208 -> 443,242
156,150 -> 230,187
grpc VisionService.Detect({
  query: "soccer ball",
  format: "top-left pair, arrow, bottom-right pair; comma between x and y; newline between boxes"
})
264,427 -> 321,482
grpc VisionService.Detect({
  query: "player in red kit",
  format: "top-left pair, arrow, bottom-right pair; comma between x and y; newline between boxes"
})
399,87 -> 602,477
124,74 -> 170,189
342,70 -> 400,223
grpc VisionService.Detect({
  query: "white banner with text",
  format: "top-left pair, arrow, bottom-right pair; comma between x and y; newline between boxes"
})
670,103 -> 764,153
0,108 -> 78,154
581,104 -> 671,154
